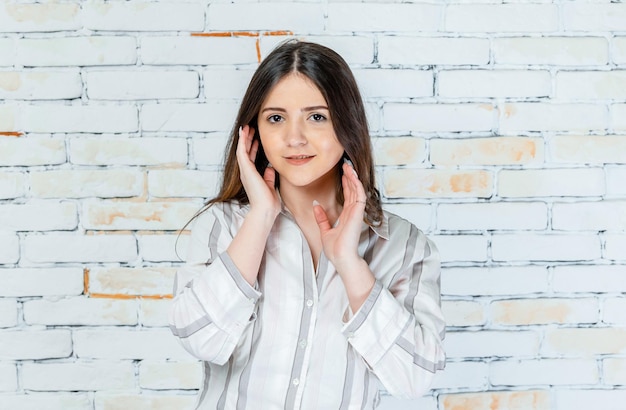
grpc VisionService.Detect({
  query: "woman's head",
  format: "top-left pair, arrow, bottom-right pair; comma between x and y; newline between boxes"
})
216,40 -> 382,225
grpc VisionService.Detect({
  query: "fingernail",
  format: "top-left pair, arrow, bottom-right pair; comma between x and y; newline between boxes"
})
312,199 -> 320,206
267,163 -> 273,168
343,158 -> 353,167
238,126 -> 243,136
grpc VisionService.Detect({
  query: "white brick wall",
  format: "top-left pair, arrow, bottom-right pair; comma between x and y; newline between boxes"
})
1,1 -> 624,409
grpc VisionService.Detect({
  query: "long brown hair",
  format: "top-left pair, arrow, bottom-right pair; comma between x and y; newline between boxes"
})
196,40 -> 382,226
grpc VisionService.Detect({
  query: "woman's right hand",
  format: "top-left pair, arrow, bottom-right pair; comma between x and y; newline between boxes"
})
236,125 -> 281,219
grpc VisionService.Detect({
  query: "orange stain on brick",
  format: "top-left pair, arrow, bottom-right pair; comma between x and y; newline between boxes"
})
83,268 -> 90,295
442,391 -> 550,410
0,131 -> 22,137
493,299 -> 573,325
450,172 -> 489,193
190,30 -> 293,63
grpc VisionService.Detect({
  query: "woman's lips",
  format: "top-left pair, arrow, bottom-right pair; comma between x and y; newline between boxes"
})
284,155 -> 314,166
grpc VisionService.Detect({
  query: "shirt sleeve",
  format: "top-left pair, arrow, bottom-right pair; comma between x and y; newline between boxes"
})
341,227 -> 446,399
168,204 -> 261,365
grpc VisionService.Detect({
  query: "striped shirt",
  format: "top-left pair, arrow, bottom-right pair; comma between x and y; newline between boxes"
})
169,201 -> 446,409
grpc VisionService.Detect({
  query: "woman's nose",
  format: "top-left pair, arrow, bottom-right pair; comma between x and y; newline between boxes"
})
286,121 -> 307,147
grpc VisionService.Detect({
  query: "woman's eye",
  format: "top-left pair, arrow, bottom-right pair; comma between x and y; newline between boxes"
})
310,113 -> 326,122
268,114 -> 283,123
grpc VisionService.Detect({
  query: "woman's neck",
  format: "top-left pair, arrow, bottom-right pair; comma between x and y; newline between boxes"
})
280,184 -> 341,224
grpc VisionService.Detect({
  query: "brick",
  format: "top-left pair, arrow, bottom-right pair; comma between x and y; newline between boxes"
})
74,329 -> 191,360
553,265 -> 626,293
192,135 -> 229,166
327,3 -> 441,32
498,168 -> 605,197
431,234 -> 489,263
0,38 -> 14,66
24,297 -> 137,326
553,201 -> 626,231
0,137 -> 66,166
0,330 -> 72,360
203,69 -> 254,100
208,3 -> 324,32
30,169 -> 142,198
0,233 -> 19,264
139,361 -> 203,390
442,300 -> 485,327
556,390 -> 626,410
95,394 -> 197,410
70,137 -> 188,166
21,362 -> 135,391
82,201 -> 199,231
384,103 -> 494,132
604,298 -> 626,325
607,167 -> 626,197
550,135 -> 626,164
605,234 -> 626,260
355,69 -> 433,99
491,298 -> 598,326
616,37 -> 626,64
438,70 -> 551,98
563,3 -> 626,32
17,36 -> 136,67
494,37 -> 608,66
0,299 -> 17,328
491,359 -> 598,386
612,104 -> 626,131
260,35 -> 375,65
23,105 -> 138,133
604,358 -> 626,385
0,70 -> 82,100
0,2 -> 81,32
431,361 -> 487,390
442,266 -> 549,296
382,203 -> 432,232
492,233 -> 601,262
437,202 -> 547,231
557,71 -> 626,100
543,327 -> 626,356
378,36 -> 490,65
141,36 -> 257,65
23,234 -> 137,264
500,103 -> 606,133
0,363 -> 17,392
0,268 -> 84,297
371,137 -> 426,166
0,394 -> 91,410
83,1 -> 204,31
148,170 -> 220,198
0,104 -> 18,131
140,298 -> 172,327
365,101 -> 380,133
141,102 -> 238,132
431,136 -> 544,166
445,330 -> 539,358
445,4 -> 557,32
0,172 -> 26,199
384,169 -> 492,199
138,233 -> 189,263
86,70 -> 199,100
0,201 -> 77,231
88,267 -> 176,297
441,391 -> 551,410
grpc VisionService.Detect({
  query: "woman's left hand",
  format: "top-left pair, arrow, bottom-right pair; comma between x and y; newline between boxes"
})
313,161 -> 367,272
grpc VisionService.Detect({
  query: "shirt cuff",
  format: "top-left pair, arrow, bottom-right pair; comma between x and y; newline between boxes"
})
341,280 -> 412,367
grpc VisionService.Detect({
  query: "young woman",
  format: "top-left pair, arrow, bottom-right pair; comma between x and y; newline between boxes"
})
169,40 -> 445,409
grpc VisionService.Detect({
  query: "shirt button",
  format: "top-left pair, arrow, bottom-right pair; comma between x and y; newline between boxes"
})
306,299 -> 313,307
292,378 -> 300,386
299,339 -> 307,348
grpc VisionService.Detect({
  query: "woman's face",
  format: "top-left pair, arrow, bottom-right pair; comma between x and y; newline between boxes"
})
257,72 -> 344,192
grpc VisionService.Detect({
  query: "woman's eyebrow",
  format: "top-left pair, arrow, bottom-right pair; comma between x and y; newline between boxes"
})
260,105 -> 329,114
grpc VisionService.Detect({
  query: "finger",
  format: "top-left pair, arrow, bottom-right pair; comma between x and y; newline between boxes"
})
249,138 -> 259,163
263,166 -> 276,189
313,200 -> 332,235
344,162 -> 366,204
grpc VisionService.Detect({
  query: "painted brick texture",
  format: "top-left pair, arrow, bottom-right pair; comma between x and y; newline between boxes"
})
0,1 -> 624,409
